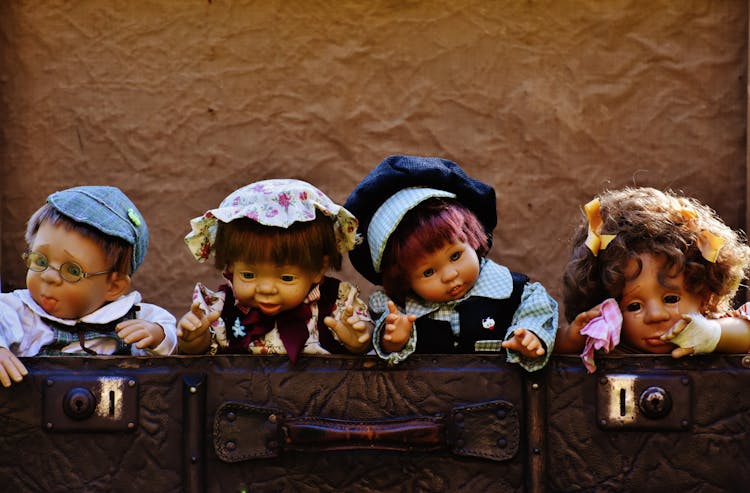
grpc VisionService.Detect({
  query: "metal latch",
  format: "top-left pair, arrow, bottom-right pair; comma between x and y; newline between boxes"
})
43,375 -> 138,432
597,373 -> 691,431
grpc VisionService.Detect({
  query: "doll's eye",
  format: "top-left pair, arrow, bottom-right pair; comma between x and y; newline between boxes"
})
626,302 -> 641,312
239,272 -> 255,280
63,263 -> 83,278
280,275 -> 296,282
25,251 -> 49,269
450,251 -> 462,261
664,295 -> 680,304
422,268 -> 435,278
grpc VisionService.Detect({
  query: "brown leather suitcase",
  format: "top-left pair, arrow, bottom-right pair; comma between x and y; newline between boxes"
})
546,354 -> 750,492
0,354 -> 747,492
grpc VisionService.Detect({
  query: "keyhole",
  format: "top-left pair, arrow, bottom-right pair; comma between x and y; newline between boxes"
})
619,388 -> 626,417
109,390 -> 115,416
62,387 -> 95,420
638,386 -> 673,419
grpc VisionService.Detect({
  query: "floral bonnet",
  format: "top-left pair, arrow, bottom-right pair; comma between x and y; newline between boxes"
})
185,179 -> 360,262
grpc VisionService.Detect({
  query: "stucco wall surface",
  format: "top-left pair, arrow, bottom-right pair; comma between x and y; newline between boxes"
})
0,1 -> 747,320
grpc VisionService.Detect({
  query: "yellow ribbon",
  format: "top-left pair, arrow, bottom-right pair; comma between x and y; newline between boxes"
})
679,207 -> 725,263
584,198 -> 616,256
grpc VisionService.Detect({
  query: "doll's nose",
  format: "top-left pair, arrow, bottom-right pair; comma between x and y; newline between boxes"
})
441,267 -> 459,283
643,300 -> 669,323
256,279 -> 277,294
39,265 -> 64,284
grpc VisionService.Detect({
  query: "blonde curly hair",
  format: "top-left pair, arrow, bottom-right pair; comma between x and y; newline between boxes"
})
562,187 -> 750,322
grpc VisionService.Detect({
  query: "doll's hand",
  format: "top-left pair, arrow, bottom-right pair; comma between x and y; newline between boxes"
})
0,347 -> 28,388
554,305 -> 603,354
381,301 -> 417,353
177,302 -> 220,354
660,313 -> 721,358
324,304 -> 373,354
502,328 -> 546,358
570,306 -> 603,340
117,319 -> 165,350
659,317 -> 693,358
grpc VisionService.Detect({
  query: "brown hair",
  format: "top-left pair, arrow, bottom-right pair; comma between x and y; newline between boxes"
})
213,211 -> 342,273
562,187 -> 750,322
25,204 -> 134,276
381,198 -> 489,304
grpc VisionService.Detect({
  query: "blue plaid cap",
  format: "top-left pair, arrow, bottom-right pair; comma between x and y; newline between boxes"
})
47,186 -> 149,273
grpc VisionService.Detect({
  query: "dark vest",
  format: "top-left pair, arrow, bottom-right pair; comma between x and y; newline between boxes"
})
414,272 -> 529,353
217,276 -> 348,355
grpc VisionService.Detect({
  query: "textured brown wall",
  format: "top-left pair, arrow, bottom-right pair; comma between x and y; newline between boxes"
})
0,1 -> 747,321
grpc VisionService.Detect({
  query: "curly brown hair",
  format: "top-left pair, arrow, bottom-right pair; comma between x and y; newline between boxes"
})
562,187 -> 750,322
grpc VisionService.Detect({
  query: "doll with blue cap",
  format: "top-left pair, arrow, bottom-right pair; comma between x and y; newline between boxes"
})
177,179 -> 373,361
0,186 -> 178,387
344,155 -> 559,369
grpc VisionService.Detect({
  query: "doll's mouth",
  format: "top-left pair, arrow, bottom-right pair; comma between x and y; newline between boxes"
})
256,302 -> 281,315
644,336 -> 672,348
39,296 -> 58,313
448,284 -> 465,298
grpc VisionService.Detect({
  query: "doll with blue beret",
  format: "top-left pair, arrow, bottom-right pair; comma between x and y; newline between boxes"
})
0,185 -> 178,387
344,155 -> 558,369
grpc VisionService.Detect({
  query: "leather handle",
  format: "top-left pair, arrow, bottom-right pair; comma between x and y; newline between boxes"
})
214,399 -> 518,463
281,416 -> 444,451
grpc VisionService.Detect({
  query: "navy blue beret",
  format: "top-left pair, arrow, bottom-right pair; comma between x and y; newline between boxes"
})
344,155 -> 496,285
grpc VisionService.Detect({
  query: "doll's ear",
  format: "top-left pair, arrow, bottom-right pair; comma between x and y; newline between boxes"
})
104,273 -> 131,301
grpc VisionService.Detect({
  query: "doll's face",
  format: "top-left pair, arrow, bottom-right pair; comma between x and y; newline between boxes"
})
407,241 -> 480,303
26,221 -> 122,320
229,260 -> 325,316
618,253 -> 704,353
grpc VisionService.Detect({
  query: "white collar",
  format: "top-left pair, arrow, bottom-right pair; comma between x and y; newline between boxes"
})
18,290 -> 141,326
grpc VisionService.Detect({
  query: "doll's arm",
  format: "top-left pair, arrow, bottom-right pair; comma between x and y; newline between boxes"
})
715,317 -> 750,353
554,306 -> 602,354
501,328 -> 545,358
0,347 -> 27,388
380,300 -> 417,354
323,284 -> 374,353
324,307 -> 373,353
178,301 -> 221,354
368,291 -> 418,365
504,282 -> 559,371
117,320 -> 165,350
662,313 -> 750,358
125,302 -> 179,355
177,283 -> 227,355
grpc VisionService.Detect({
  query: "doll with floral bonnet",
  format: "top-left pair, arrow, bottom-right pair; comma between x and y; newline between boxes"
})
556,187 -> 750,372
177,179 -> 373,361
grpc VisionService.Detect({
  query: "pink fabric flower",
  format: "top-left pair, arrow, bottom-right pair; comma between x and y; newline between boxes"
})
580,298 -> 622,373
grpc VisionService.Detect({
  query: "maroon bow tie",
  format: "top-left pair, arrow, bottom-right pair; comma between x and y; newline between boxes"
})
241,303 -> 312,363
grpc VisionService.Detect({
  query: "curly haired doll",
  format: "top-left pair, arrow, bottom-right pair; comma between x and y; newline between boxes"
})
556,187 -> 750,372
